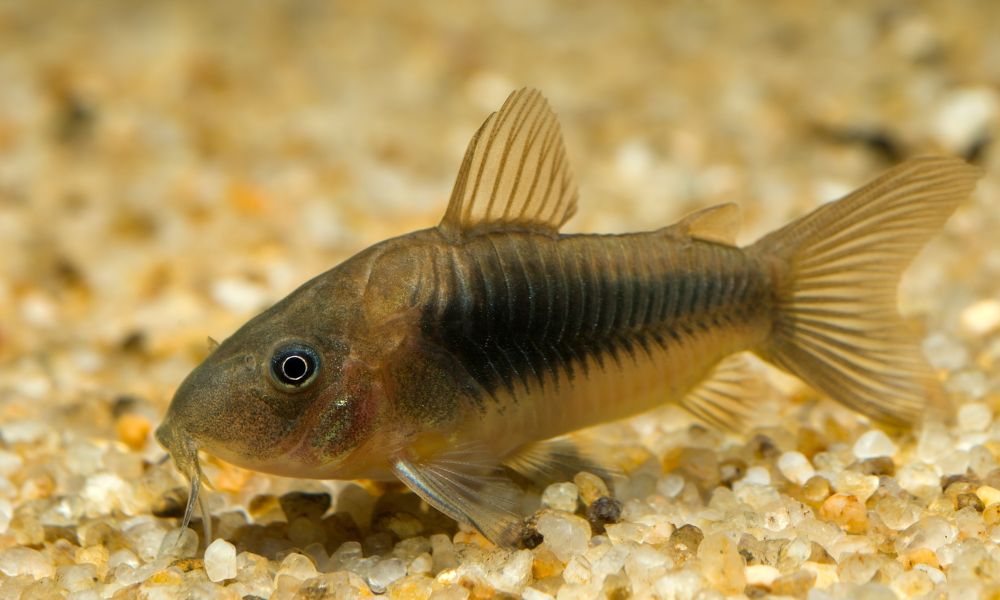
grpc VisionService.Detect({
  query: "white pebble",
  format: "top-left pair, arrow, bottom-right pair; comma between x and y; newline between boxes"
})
853,430 -> 898,459
957,403 -> 992,432
961,300 -> 1000,336
657,474 -> 685,498
210,277 -> 268,313
937,450 -> 970,476
933,87 -> 998,153
914,563 -> 946,585
922,333 -> 969,371
541,482 -> 579,512
0,498 -> 11,534
742,466 -> 771,486
654,568 -> 705,600
204,539 -> 237,582
0,451 -> 23,477
745,564 -> 780,586
777,451 -> 815,485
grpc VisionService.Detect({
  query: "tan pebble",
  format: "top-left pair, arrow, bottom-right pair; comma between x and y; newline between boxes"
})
147,569 -> 184,585
801,561 -> 839,588
899,547 -> 939,569
819,493 -> 868,533
531,546 -> 564,579
801,475 -> 831,505
697,532 -> 746,594
212,461 -> 252,493
977,485 -> 1000,506
984,503 -> 1000,525
796,428 -> 827,459
452,527 -> 492,549
771,569 -> 817,598
573,471 -> 610,505
115,413 -> 150,450
248,494 -> 279,518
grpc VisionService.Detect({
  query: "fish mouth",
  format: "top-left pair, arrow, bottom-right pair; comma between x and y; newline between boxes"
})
155,419 -> 212,544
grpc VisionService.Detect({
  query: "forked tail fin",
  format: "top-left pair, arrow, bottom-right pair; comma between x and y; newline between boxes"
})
749,157 -> 982,426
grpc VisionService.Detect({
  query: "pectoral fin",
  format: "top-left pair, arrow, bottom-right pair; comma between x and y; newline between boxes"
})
392,443 -> 526,547
504,437 -> 618,486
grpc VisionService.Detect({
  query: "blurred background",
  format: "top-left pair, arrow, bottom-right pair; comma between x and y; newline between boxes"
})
0,0 -> 998,587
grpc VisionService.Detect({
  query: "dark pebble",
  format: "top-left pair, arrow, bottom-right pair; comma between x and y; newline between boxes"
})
521,527 -> 544,549
279,491 -> 332,522
152,487 -> 188,518
957,492 -> 985,512
859,456 -> 895,477
586,496 -> 623,534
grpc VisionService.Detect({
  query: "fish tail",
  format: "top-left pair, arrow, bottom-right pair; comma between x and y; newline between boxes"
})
748,157 -> 982,426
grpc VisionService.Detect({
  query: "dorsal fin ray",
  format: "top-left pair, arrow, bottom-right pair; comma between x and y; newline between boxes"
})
439,88 -> 578,237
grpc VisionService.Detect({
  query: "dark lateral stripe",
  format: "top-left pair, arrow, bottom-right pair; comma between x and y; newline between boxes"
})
421,232 -> 765,400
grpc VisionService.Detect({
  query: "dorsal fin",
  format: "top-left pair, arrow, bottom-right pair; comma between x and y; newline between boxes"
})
674,203 -> 741,246
439,88 -> 578,237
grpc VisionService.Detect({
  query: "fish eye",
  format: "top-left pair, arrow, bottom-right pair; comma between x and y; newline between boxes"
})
270,344 -> 320,389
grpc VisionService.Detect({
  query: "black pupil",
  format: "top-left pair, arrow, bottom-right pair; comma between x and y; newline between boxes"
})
281,354 -> 310,381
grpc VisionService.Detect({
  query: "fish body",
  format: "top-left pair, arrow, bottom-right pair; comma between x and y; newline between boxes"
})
156,89 -> 982,546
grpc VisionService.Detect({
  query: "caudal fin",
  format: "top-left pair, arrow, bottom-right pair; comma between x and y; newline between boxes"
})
750,157 -> 982,426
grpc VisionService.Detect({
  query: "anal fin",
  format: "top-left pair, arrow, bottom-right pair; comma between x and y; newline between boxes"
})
678,352 -> 771,432
393,443 -> 525,547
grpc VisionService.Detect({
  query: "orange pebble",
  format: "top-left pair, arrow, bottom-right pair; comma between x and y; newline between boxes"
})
820,493 -> 869,533
115,413 -> 151,451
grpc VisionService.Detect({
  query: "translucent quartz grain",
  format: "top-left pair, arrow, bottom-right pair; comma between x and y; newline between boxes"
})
56,563 -> 98,593
852,430 -> 897,459
541,482 -> 579,512
485,549 -> 533,593
204,539 -> 237,582
366,557 -> 406,593
897,462 -> 941,497
536,511 -> 590,562
0,547 -> 55,579
276,552 -> 318,581
832,471 -> 879,503
874,495 -> 922,531
957,402 -> 992,432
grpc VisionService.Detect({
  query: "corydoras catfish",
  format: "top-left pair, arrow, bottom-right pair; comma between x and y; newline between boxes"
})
156,88 -> 981,546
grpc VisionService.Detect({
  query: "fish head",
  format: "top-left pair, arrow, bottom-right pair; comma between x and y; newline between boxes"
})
156,269 -> 389,484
